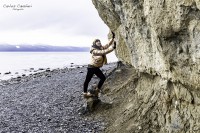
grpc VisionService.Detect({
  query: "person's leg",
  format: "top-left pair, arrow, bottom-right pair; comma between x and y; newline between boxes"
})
83,68 -> 94,93
94,68 -> 106,90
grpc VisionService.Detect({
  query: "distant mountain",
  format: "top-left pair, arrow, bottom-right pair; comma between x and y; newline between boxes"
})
0,44 -> 90,52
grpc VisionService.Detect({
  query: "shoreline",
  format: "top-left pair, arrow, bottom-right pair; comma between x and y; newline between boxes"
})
0,64 -> 86,82
0,62 -> 117,84
0,52 -> 118,81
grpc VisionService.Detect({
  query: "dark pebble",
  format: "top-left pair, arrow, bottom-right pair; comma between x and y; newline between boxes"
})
22,74 -> 26,77
79,71 -> 83,73
39,68 -> 44,71
46,69 -> 51,72
5,72 -> 11,75
16,78 -> 21,81
15,72 -> 19,74
30,68 -> 34,70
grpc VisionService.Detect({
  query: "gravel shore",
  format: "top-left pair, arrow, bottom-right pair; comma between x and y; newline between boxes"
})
0,62 -> 117,133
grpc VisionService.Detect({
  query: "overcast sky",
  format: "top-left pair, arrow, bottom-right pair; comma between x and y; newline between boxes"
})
0,0 -> 109,47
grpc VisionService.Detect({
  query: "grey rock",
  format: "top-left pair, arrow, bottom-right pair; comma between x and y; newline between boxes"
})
4,72 -> 11,75
46,69 -> 51,72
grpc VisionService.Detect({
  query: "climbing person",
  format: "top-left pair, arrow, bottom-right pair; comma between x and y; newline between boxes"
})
83,32 -> 117,98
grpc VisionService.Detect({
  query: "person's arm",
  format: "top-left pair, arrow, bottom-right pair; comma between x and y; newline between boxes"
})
102,32 -> 115,49
92,46 -> 115,55
102,38 -> 114,49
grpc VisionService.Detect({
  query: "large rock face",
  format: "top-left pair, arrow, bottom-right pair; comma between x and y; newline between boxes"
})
92,0 -> 200,132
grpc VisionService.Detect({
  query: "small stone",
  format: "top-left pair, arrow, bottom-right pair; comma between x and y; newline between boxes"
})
138,126 -> 142,130
79,71 -> 83,73
5,72 -> 11,75
46,69 -> 51,72
30,68 -> 34,70
88,129 -> 93,132
39,68 -> 44,71
22,74 -> 26,77
115,69 -> 122,73
16,78 -> 21,81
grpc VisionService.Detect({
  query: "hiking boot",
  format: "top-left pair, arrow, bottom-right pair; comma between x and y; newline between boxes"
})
83,92 -> 94,98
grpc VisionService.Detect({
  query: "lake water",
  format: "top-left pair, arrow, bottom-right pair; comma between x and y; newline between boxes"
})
0,52 -> 118,80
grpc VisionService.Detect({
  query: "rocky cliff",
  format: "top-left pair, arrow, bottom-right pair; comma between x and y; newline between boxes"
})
92,0 -> 200,132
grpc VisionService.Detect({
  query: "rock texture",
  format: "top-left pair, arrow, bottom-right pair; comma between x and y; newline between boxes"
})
92,0 -> 200,132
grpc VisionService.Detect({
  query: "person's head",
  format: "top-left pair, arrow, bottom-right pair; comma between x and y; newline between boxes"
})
93,39 -> 101,47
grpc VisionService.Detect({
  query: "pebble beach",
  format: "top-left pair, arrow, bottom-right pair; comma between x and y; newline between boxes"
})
0,62 -> 117,132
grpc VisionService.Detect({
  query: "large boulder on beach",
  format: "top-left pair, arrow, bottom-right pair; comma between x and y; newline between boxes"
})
84,85 -> 101,112
92,0 -> 200,132
85,96 -> 100,112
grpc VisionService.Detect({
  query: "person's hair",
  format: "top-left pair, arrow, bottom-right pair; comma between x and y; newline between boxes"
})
92,39 -> 100,46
